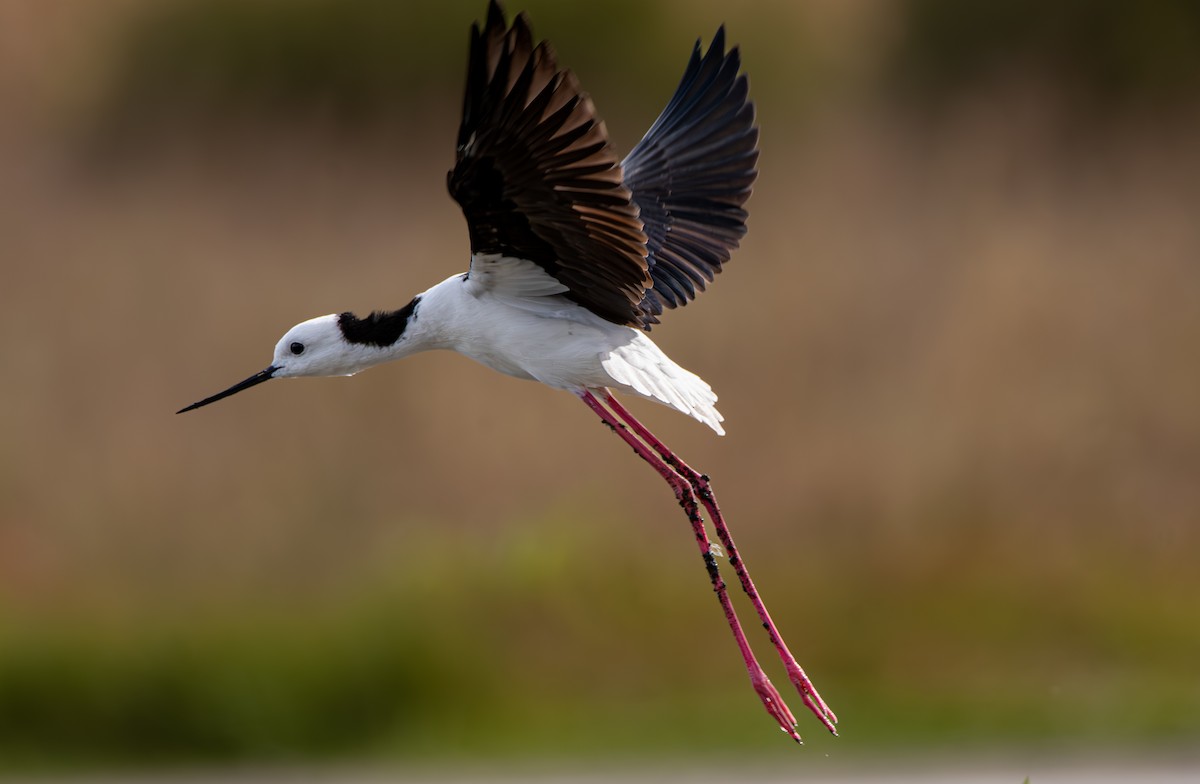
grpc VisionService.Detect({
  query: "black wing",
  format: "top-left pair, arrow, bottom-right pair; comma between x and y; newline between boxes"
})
622,27 -> 759,327
447,0 -> 650,327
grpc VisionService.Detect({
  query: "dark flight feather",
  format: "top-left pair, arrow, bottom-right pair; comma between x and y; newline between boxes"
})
448,2 -> 758,330
447,0 -> 651,326
623,27 -> 759,326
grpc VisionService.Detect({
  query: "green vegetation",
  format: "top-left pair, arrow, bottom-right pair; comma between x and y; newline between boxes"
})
101,0 -> 678,129
890,0 -> 1200,106
98,0 -> 1200,135
2,516 -> 1197,767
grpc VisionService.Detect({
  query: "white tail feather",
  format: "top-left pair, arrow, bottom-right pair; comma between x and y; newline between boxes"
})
602,333 -> 725,435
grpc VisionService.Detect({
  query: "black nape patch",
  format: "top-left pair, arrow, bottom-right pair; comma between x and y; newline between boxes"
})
338,297 -> 420,347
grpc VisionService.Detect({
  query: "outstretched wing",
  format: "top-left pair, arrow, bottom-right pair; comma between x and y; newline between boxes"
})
622,27 -> 759,326
447,0 -> 650,327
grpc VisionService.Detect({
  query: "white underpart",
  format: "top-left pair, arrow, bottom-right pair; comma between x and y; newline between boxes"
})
599,331 -> 725,435
399,255 -> 725,435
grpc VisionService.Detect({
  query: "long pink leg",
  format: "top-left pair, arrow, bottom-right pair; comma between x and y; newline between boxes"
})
578,390 -> 804,742
602,391 -> 838,735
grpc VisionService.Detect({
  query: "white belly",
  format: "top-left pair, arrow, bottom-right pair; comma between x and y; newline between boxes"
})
421,270 -> 725,433
450,297 -> 634,390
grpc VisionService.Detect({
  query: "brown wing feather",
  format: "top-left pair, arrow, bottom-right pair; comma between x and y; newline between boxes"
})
447,1 -> 651,327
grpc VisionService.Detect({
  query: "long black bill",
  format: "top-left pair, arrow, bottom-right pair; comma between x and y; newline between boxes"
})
177,366 -> 278,414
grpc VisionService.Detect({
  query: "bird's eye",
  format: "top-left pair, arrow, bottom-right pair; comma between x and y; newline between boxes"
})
290,342 -> 305,355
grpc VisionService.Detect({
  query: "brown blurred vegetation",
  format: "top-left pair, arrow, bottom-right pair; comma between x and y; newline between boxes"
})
1,0 -> 1198,770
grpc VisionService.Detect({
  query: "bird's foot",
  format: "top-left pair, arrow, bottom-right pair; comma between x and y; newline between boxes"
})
784,660 -> 838,735
750,671 -> 804,743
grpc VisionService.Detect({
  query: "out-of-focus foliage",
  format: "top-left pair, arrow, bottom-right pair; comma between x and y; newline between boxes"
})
2,522 -> 1198,766
890,0 -> 1200,107
101,0 -> 672,130
3,0 -> 1200,773
99,0 -> 1200,137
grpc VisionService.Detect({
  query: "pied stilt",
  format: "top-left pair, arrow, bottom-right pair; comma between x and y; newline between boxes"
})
179,0 -> 837,743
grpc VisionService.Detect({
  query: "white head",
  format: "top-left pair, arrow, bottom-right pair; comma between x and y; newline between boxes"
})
271,314 -> 370,379
178,299 -> 421,413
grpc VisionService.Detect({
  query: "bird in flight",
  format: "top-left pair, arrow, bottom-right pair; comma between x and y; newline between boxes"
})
179,0 -> 836,742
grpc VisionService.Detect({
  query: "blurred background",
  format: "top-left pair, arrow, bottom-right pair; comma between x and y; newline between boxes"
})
2,0 -> 1198,779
